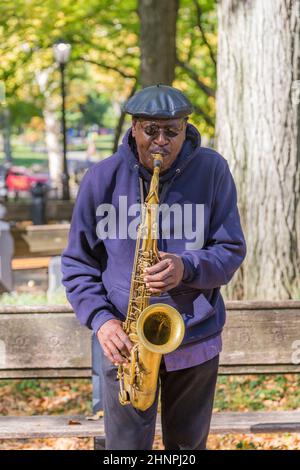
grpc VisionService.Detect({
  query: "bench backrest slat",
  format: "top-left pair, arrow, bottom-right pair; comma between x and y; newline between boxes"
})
0,301 -> 299,378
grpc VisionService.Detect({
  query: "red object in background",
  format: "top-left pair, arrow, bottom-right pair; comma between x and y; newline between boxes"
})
5,167 -> 49,192
6,172 -> 30,191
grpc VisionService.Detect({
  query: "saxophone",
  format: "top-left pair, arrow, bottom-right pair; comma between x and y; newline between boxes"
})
117,153 -> 185,411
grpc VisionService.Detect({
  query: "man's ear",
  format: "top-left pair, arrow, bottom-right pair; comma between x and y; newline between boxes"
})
184,117 -> 188,135
131,118 -> 137,137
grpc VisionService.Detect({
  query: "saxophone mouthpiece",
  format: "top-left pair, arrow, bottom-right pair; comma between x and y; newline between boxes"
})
152,153 -> 163,168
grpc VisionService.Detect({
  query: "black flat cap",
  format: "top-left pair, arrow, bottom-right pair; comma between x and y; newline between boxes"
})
123,84 -> 193,119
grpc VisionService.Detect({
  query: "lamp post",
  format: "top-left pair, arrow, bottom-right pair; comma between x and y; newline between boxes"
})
53,41 -> 71,200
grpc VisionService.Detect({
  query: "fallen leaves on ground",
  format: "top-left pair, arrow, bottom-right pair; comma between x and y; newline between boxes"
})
0,375 -> 299,450
0,433 -> 299,450
86,411 -> 104,421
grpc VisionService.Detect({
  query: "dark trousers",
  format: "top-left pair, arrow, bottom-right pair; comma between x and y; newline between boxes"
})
101,347 -> 219,450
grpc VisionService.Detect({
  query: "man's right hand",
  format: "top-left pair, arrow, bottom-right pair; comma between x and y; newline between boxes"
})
97,319 -> 133,365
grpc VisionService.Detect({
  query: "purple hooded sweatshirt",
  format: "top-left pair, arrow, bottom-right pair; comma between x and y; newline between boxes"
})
61,124 -> 246,371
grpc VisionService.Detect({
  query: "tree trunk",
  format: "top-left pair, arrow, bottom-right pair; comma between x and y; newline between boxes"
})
36,69 -> 63,198
113,81 -> 137,153
216,0 -> 300,300
1,108 -> 12,163
138,0 -> 179,86
43,103 -> 63,197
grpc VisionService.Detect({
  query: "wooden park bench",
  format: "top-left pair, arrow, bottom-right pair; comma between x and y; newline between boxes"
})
8,223 -> 69,274
4,200 -> 74,224
11,224 -> 69,259
2,201 -> 71,271
0,300 -> 300,448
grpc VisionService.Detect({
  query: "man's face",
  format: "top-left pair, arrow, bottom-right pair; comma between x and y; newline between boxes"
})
131,117 -> 187,172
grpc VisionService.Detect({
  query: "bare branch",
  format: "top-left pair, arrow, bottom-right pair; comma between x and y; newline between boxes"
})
192,103 -> 215,128
193,0 -> 217,68
78,57 -> 136,80
176,57 -> 215,97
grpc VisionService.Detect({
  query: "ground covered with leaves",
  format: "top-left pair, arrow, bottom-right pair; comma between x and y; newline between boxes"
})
0,374 -> 299,450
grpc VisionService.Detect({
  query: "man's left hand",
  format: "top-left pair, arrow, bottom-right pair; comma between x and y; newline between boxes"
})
144,251 -> 184,294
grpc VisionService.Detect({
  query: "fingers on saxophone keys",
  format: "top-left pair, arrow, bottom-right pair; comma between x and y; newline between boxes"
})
106,341 -> 129,365
146,279 -> 171,288
112,350 -> 128,365
103,346 -> 120,365
144,271 -> 170,283
145,278 -> 173,293
148,283 -> 176,294
144,259 -> 169,274
117,331 -> 133,355
144,273 -> 173,288
147,288 -> 165,294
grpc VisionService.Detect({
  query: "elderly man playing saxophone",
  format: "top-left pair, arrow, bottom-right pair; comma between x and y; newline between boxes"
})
62,85 -> 246,450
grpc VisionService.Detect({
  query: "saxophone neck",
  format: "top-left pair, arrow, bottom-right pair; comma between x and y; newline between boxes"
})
141,153 -> 162,254
145,153 -> 163,205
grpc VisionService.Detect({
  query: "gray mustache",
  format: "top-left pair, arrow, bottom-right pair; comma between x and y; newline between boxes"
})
150,148 -> 169,156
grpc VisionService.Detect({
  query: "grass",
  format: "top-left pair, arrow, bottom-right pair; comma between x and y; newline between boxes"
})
0,374 -> 299,415
0,291 -> 68,306
0,134 -> 114,167
0,378 -> 92,416
215,374 -> 300,412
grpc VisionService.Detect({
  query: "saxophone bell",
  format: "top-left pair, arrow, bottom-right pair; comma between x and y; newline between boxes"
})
136,303 -> 185,354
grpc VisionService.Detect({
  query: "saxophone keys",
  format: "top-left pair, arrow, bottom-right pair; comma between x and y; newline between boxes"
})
119,390 -> 130,405
129,333 -> 138,342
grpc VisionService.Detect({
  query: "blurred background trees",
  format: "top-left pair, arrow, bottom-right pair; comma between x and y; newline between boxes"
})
0,0 -> 299,299
0,0 -> 216,158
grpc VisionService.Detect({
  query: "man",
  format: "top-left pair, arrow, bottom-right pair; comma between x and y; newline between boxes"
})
62,85 -> 246,450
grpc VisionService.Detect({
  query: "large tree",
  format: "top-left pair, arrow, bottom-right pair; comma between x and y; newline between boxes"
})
216,0 -> 300,299
138,0 -> 179,86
